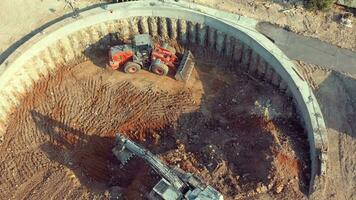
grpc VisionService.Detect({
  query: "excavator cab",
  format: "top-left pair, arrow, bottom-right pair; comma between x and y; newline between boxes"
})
133,34 -> 153,50
132,34 -> 153,68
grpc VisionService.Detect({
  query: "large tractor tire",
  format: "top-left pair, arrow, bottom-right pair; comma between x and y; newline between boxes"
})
124,62 -> 141,74
152,60 -> 169,76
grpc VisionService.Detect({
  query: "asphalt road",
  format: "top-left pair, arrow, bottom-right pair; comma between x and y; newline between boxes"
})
257,22 -> 356,76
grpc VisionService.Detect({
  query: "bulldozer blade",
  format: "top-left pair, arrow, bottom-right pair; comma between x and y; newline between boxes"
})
175,50 -> 195,82
112,146 -> 134,165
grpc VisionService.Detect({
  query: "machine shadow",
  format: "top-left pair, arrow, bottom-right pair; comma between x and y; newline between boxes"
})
84,33 -> 124,69
31,37 -> 310,197
31,110 -> 158,194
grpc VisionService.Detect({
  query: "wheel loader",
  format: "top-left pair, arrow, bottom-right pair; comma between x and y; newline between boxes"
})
108,34 -> 194,82
112,133 -> 224,200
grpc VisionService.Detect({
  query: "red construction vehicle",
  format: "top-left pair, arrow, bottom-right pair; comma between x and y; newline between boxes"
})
109,34 -> 194,82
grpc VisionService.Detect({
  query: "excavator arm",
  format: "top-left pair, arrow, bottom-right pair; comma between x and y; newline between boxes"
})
112,133 -> 224,200
112,134 -> 186,191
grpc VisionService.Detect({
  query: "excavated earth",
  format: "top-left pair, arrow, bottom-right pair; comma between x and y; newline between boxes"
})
0,45 -> 310,200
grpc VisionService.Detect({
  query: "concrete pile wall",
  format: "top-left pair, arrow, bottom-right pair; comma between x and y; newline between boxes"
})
337,0 -> 356,8
0,0 -> 328,196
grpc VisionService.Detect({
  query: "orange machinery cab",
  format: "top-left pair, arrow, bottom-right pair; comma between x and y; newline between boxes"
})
109,45 -> 134,70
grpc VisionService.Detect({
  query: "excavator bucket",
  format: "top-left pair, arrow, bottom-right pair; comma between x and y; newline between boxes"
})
112,142 -> 134,165
175,51 -> 195,82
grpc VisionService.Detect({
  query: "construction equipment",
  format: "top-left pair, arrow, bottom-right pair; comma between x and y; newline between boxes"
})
109,34 -> 194,82
112,133 -> 224,200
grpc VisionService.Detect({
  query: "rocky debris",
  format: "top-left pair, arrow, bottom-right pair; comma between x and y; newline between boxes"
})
340,12 -> 353,28
256,182 -> 268,194
109,186 -> 124,200
275,184 -> 284,194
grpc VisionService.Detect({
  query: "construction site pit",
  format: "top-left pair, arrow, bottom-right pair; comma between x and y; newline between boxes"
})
0,32 -> 312,199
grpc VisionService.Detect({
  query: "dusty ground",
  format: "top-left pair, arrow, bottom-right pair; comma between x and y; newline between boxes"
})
295,62 -> 356,200
0,0 -> 98,55
0,51 -> 309,199
0,1 -> 355,200
190,0 -> 356,51
0,0 -> 355,57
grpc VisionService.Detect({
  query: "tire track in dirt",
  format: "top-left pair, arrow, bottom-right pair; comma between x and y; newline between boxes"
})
0,57 -> 310,200
0,62 -> 198,199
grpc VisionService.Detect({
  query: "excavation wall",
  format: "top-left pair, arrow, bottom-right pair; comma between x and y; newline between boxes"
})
0,0 -> 327,195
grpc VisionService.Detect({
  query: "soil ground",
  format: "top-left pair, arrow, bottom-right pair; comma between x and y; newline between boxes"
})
0,1 -> 355,200
0,53 -> 309,199
295,62 -> 356,200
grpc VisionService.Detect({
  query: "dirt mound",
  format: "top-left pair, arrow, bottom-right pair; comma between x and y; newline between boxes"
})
0,57 -> 309,199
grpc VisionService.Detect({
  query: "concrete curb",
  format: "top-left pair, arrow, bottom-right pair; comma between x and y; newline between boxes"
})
0,0 -> 327,196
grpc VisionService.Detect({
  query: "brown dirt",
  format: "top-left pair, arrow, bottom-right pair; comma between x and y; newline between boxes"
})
0,53 -> 309,199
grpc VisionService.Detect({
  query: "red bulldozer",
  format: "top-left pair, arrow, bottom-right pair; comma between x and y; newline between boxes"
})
108,34 -> 194,82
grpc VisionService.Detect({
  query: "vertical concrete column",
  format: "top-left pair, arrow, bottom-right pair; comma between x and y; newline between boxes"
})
216,31 -> 225,54
187,21 -> 196,44
2,88 -> 19,112
117,19 -> 130,40
30,53 -> 46,80
48,43 -> 64,66
257,58 -> 267,78
167,18 -> 177,40
59,38 -> 75,64
177,19 -> 187,44
105,21 -> 120,43
0,98 -> 10,132
232,40 -> 243,65
148,17 -> 158,37
271,70 -> 281,87
224,36 -> 233,59
32,56 -> 50,78
241,45 -> 251,70
279,80 -> 288,92
21,57 -> 37,89
70,31 -> 86,60
77,30 -> 89,56
207,27 -> 216,49
129,17 -> 140,36
89,26 -> 101,46
197,24 -> 207,47
0,113 -> 6,135
103,21 -> 117,46
158,17 -> 169,38
96,23 -> 108,49
98,23 -> 110,37
111,20 -> 121,32
138,17 -> 149,34
248,51 -> 259,74
264,64 -> 274,82
105,21 -> 115,35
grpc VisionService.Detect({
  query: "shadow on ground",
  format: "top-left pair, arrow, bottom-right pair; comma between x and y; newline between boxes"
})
31,110 -> 159,194
29,43 -> 310,199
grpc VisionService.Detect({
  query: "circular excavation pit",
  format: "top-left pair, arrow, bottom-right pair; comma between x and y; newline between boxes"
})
0,1 -> 327,200
1,51 -> 310,199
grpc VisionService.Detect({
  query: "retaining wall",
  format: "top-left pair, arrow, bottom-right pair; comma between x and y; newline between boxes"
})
0,0 -> 327,196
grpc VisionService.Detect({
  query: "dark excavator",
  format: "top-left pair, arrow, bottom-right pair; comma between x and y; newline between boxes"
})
112,133 -> 224,200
